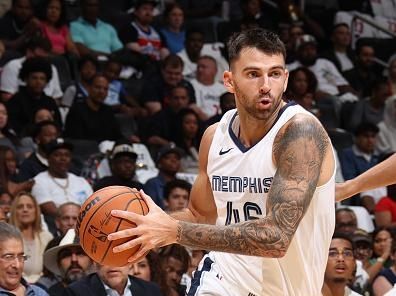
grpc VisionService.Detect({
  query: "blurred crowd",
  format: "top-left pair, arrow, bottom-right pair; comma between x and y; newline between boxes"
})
0,0 -> 396,295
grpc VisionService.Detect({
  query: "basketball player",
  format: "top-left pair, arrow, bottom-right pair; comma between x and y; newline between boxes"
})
108,28 -> 336,295
336,153 -> 396,202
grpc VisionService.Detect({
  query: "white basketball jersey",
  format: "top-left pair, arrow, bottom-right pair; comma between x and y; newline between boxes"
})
207,103 -> 335,296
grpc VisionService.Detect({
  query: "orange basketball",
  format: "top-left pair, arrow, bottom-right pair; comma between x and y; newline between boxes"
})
76,186 -> 149,267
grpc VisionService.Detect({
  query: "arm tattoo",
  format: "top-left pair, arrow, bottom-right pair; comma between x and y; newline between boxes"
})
176,116 -> 329,257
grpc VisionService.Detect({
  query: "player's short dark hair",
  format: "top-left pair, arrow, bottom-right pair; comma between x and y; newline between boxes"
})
227,28 -> 286,66
163,179 -> 192,200
19,57 -> 53,82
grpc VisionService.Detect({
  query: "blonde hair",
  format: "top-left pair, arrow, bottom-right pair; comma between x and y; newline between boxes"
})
9,191 -> 42,233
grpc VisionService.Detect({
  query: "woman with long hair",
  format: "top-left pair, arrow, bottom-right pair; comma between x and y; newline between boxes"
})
9,192 -> 53,283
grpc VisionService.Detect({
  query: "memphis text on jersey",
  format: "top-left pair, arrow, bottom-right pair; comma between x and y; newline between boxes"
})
211,175 -> 273,194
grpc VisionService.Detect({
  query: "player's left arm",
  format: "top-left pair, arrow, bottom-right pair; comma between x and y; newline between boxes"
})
175,115 -> 330,257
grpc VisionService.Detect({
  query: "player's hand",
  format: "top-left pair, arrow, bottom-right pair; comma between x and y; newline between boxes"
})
107,190 -> 179,263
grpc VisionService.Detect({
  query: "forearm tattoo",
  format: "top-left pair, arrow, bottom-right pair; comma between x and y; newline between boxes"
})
176,117 -> 329,257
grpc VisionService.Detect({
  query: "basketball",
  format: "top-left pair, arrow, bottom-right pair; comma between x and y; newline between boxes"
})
75,186 -> 149,267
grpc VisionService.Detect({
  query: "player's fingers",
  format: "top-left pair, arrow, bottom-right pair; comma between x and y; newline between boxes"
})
139,189 -> 158,209
127,247 -> 148,263
111,209 -> 142,223
107,227 -> 139,241
112,237 -> 143,253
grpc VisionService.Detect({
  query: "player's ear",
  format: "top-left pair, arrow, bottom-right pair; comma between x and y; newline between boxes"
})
283,69 -> 289,93
223,71 -> 234,93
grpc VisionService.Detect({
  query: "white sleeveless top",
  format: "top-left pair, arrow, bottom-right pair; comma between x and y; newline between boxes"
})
207,103 -> 335,296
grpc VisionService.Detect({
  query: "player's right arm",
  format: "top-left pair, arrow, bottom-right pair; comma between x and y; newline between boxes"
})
170,124 -> 218,225
336,153 -> 396,202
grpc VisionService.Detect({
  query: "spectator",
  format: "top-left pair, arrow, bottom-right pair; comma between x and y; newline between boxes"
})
93,143 -> 143,191
38,0 -> 79,56
351,230 -> 372,294
5,57 -> 62,136
0,101 -> 22,155
140,54 -> 195,115
61,55 -> 98,108
66,262 -> 162,296
70,0 -> 123,57
0,189 -> 12,221
189,56 -> 225,121
159,3 -> 185,54
387,55 -> 396,96
17,121 -> 60,182
158,244 -> 190,296
372,239 -> 396,295
335,208 -> 358,235
0,36 -> 63,102
144,144 -> 182,209
376,95 -> 396,154
9,192 -> 53,283
346,78 -> 390,132
43,229 -> 93,295
31,138 -> 93,219
163,179 -> 191,212
119,0 -> 169,62
177,29 -> 204,80
240,0 -> 278,31
205,91 -> 236,127
322,233 -> 360,296
0,0 -> 40,53
0,222 -> 49,295
64,75 -> 123,142
54,202 -> 80,237
375,182 -> 396,228
130,251 -> 159,282
285,24 -> 304,64
370,227 -> 393,269
322,23 -> 355,73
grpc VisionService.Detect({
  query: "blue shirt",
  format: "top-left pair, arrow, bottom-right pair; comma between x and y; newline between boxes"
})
160,28 -> 185,54
143,174 -> 166,209
70,17 -> 123,54
0,279 -> 49,296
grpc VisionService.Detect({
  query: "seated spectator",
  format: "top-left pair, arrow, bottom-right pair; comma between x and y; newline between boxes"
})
94,143 -> 143,191
17,121 -> 60,182
177,29 -> 204,81
145,85 -> 191,149
376,95 -> 396,155
64,74 -> 124,142
375,182 -> 396,228
0,145 -> 34,196
174,108 -> 202,173
9,192 -> 53,283
346,78 -> 390,132
344,43 -> 381,99
140,54 -> 195,115
0,101 -> 23,156
189,56 -> 225,121
387,55 -> 396,96
370,227 -> 393,269
43,229 -> 93,295
55,202 -> 80,237
0,36 -> 63,102
321,23 -> 355,74
205,91 -> 236,127
0,0 -> 40,53
351,230 -> 373,293
322,233 -> 359,296
61,55 -> 98,108
5,57 -> 62,135
38,0 -> 79,57
119,0 -> 169,62
158,244 -> 190,296
0,223 -> 48,295
163,179 -> 191,212
70,0 -> 123,57
285,24 -> 305,64
159,3 -> 185,54
130,251 -> 162,283
144,144 -> 182,209
372,240 -> 396,296
66,262 -> 162,296
31,138 -> 93,219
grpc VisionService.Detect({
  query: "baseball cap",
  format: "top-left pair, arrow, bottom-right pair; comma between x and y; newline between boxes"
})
352,229 -> 372,245
45,138 -> 73,156
110,143 -> 138,160
156,143 -> 183,162
295,34 -> 317,50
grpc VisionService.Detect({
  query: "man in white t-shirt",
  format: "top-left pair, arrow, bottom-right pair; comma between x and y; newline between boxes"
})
189,55 -> 225,121
32,138 -> 93,219
0,36 -> 63,102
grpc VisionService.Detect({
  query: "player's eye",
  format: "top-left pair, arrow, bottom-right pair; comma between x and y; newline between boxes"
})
270,71 -> 281,78
247,72 -> 259,78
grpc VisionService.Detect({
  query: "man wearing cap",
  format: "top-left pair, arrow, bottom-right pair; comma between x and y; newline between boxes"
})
119,0 -> 169,62
44,229 -> 93,296
31,138 -> 93,223
0,222 -> 48,296
93,143 -> 143,191
143,144 -> 182,209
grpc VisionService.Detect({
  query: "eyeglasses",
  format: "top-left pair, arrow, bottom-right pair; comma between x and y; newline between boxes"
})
328,249 -> 354,259
0,254 -> 30,262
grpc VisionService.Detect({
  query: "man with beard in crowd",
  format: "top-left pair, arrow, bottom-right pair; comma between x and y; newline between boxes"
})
44,229 -> 93,296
